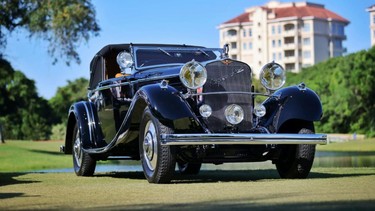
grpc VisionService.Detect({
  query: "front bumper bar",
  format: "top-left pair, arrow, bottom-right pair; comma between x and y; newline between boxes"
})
161,133 -> 327,145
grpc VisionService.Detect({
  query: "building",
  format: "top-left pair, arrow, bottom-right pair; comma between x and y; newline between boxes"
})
218,1 -> 349,77
367,5 -> 375,46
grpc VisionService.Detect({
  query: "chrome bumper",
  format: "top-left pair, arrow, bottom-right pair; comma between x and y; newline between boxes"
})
161,133 -> 327,145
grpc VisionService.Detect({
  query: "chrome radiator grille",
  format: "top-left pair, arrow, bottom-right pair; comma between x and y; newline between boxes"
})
202,60 -> 253,133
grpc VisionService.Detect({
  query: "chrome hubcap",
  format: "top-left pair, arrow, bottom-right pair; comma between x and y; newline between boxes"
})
73,130 -> 82,167
143,121 -> 157,171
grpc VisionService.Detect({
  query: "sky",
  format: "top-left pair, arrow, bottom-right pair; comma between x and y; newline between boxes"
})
4,0 -> 375,99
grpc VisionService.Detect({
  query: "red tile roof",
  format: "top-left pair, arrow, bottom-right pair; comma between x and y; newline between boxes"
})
223,12 -> 251,24
222,3 -> 349,25
275,5 -> 349,23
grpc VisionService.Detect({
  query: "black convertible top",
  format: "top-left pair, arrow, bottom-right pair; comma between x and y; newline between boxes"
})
88,43 -> 203,90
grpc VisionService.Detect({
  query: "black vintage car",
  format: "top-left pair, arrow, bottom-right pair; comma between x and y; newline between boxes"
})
61,43 -> 327,183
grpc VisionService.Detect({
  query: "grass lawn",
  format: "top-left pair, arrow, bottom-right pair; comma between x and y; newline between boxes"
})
0,139 -> 374,210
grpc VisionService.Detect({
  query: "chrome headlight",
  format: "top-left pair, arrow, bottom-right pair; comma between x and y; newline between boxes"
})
199,104 -> 212,118
179,60 -> 207,89
254,104 -> 266,117
260,62 -> 286,91
225,104 -> 244,125
117,51 -> 133,70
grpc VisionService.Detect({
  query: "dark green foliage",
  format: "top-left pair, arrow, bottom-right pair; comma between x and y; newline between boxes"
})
49,77 -> 88,124
0,0 -> 100,65
0,58 -> 52,140
286,47 -> 375,137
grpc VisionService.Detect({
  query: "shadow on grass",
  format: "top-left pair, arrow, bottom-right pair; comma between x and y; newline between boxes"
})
94,169 -> 375,183
0,172 -> 40,200
27,149 -> 64,156
93,199 -> 375,210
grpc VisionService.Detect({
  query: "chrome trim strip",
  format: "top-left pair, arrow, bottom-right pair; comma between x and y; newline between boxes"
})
89,74 -> 180,95
82,103 -> 93,143
187,91 -> 270,97
161,133 -> 327,145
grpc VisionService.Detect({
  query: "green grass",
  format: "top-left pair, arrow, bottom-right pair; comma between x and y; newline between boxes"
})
1,139 -> 375,172
0,168 -> 374,210
317,138 -> 375,152
0,140 -> 71,172
1,139 -> 375,210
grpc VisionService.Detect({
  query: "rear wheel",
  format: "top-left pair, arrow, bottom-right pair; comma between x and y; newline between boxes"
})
275,128 -> 316,179
139,108 -> 176,183
177,161 -> 202,175
72,124 -> 96,176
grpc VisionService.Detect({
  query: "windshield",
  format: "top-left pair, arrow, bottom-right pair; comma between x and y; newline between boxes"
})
134,47 -> 223,69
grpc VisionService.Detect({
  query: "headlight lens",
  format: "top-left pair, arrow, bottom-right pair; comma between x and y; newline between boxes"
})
254,104 -> 266,117
117,51 -> 133,70
199,104 -> 212,118
179,60 -> 207,89
260,62 -> 286,90
225,104 -> 244,125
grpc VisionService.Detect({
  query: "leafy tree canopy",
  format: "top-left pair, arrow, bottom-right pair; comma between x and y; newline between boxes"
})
0,58 -> 53,140
286,47 -> 375,137
0,0 -> 100,65
49,77 -> 88,124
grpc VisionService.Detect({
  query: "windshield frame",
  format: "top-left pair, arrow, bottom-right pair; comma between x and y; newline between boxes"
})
132,46 -> 223,71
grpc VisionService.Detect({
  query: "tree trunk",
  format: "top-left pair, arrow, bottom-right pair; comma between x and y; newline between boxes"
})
0,124 -> 5,143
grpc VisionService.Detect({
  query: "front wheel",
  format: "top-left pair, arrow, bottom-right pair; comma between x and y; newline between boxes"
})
72,124 -> 96,176
139,108 -> 176,183
275,128 -> 316,179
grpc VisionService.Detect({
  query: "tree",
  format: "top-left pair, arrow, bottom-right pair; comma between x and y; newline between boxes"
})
0,58 -> 53,140
0,0 -> 100,65
286,47 -> 375,137
49,77 -> 88,124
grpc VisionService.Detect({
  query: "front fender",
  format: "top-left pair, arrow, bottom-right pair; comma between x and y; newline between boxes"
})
261,85 -> 323,132
64,101 -> 105,154
136,84 -> 199,131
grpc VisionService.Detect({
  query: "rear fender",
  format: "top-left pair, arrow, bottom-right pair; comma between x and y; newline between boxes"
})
64,101 -> 105,154
261,85 -> 323,132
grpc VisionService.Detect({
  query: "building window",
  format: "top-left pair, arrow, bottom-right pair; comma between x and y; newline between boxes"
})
303,38 -> 310,45
243,43 -> 247,50
232,54 -> 237,60
272,53 -> 276,61
278,52 -> 282,60
230,42 -> 237,49
373,30 -> 375,38
285,63 -> 295,71
278,25 -> 282,34
272,26 -> 275,34
243,29 -> 246,37
272,40 -> 276,48
333,39 -> 342,48
278,39 -> 282,47
285,50 -> 294,57
373,15 -> 375,24
249,29 -> 252,37
303,50 -> 311,59
303,23 -> 310,32
227,29 -> 237,37
258,48 -> 262,53
249,42 -> 253,49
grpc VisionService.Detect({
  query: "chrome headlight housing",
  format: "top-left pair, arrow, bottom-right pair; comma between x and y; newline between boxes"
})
179,60 -> 207,89
260,62 -> 286,91
225,104 -> 244,125
117,51 -> 134,70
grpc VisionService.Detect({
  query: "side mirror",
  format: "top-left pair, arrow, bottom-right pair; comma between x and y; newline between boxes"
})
260,62 -> 286,91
